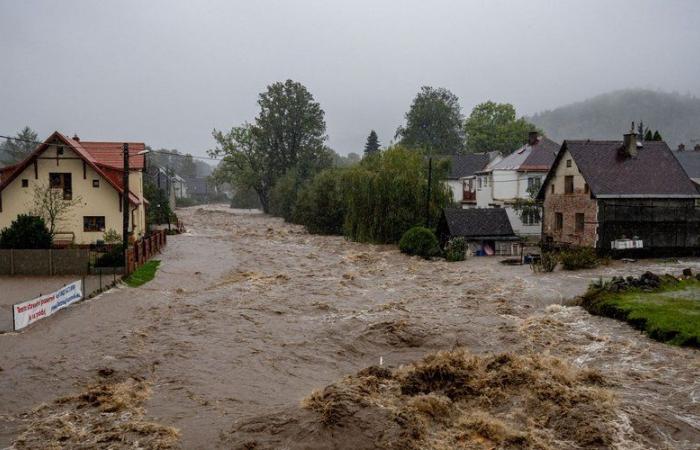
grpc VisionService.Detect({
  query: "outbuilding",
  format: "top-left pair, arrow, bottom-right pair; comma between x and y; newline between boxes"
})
437,208 -> 521,256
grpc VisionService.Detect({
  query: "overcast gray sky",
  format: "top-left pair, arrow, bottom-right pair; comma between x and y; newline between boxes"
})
1,0 -> 699,159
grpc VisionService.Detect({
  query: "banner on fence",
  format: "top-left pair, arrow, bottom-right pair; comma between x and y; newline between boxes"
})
13,280 -> 83,331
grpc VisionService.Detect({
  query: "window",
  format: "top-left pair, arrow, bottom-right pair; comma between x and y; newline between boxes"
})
575,213 -> 585,232
93,179 -> 100,188
527,176 -> 542,192
83,216 -> 105,232
551,184 -> 554,194
564,175 -> 574,194
566,159 -> 572,168
523,209 -> 541,225
49,173 -> 72,200
21,179 -> 28,187
584,183 -> 589,194
555,212 -> 563,231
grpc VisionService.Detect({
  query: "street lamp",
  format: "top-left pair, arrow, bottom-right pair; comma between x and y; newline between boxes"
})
123,144 -> 150,272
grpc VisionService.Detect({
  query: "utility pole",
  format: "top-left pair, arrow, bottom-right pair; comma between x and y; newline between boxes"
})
122,143 -> 130,272
426,156 -> 432,228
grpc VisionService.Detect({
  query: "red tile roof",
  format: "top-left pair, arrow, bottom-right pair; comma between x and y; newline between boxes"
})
0,131 -> 144,205
80,141 -> 146,170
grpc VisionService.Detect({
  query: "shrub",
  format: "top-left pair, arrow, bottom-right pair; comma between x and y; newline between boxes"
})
96,244 -> 124,267
103,228 -> 122,245
444,237 -> 466,262
399,227 -> 440,259
294,169 -> 346,235
0,214 -> 52,249
560,247 -> 598,271
533,252 -> 558,272
230,186 -> 262,209
269,169 -> 301,222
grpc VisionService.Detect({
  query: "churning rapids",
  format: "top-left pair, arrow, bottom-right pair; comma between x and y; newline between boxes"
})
0,205 -> 698,449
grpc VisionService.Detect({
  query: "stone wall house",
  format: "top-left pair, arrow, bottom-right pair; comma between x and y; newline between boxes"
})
538,127 -> 700,256
474,132 -> 559,237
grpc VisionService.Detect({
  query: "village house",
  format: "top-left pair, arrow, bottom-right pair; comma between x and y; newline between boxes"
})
0,131 -> 147,245
538,127 -> 700,256
474,132 -> 559,237
673,143 -> 700,187
443,153 -> 499,207
437,208 -> 521,257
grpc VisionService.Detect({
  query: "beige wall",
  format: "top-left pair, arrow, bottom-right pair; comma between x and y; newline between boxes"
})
0,144 -> 146,245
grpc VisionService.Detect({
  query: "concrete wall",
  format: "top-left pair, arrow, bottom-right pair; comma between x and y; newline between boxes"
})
0,143 -> 146,244
0,249 -> 90,275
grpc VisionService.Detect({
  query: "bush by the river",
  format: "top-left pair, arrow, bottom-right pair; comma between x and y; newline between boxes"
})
399,226 -> 440,258
444,237 -> 466,262
560,247 -> 599,270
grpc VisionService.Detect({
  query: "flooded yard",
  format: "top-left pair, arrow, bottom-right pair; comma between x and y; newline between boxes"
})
0,205 -> 698,448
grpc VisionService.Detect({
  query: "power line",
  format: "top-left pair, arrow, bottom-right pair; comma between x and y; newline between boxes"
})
0,134 -> 220,162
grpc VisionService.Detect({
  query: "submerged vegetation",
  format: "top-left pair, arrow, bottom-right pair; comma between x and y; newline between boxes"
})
581,271 -> 700,347
230,349 -> 615,449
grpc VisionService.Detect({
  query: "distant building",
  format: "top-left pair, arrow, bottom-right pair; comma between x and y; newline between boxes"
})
172,174 -> 188,199
0,131 -> 147,245
437,208 -> 521,257
673,143 -> 700,186
145,165 -> 176,210
442,153 -> 498,207
185,177 -> 217,202
538,128 -> 700,256
474,132 -> 559,237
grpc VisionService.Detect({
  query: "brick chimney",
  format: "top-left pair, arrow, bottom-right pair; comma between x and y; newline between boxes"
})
678,143 -> 686,151
622,122 -> 638,157
528,131 -> 539,146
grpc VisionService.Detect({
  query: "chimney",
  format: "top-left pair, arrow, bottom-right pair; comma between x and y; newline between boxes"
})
678,143 -> 686,152
528,131 -> 539,146
622,122 -> 638,157
72,134 -> 80,142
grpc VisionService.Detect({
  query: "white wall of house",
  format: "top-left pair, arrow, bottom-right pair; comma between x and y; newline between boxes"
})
0,144 -> 146,244
447,180 -> 462,203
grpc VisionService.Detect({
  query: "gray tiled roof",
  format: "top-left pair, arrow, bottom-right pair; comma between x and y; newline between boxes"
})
566,140 -> 698,197
441,208 -> 516,238
443,154 -> 491,179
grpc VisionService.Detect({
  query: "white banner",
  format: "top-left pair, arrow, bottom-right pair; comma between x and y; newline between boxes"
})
13,280 -> 83,331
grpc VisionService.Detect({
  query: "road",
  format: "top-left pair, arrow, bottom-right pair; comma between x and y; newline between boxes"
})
0,205 -> 698,449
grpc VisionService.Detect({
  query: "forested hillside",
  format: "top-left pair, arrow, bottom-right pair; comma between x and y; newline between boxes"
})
529,89 -> 700,148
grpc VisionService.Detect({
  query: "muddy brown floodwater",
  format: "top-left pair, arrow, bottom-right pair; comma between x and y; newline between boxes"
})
0,205 -> 698,449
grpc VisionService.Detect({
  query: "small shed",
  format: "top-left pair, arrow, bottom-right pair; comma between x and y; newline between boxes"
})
437,208 -> 521,256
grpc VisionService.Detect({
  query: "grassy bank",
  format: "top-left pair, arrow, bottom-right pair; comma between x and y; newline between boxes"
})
124,260 -> 161,287
581,278 -> 700,347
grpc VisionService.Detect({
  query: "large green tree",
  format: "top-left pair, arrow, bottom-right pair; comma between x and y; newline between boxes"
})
464,101 -> 538,154
210,80 -> 331,213
396,86 -> 464,155
0,126 -> 38,165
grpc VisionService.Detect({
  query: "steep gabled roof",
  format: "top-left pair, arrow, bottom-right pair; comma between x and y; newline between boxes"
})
442,154 -> 492,179
441,208 -> 517,239
0,131 -> 143,205
483,137 -> 559,172
538,140 -> 699,199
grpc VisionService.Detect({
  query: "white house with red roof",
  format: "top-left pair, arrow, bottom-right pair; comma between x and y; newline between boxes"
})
0,131 -> 147,245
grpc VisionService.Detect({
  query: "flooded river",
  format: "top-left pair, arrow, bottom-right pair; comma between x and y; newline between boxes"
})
0,205 -> 698,448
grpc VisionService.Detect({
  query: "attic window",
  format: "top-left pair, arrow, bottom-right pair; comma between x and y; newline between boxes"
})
57,147 -> 64,155
93,179 -> 100,188
566,159 -> 572,168
21,179 -> 28,188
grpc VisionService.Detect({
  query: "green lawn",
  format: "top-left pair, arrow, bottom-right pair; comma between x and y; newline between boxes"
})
582,279 -> 700,347
124,260 -> 161,287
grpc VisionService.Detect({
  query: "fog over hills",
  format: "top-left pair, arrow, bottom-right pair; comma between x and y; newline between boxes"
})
529,89 -> 700,148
